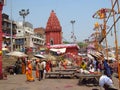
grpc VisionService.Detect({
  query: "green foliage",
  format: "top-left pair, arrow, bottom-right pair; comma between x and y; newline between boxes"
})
63,41 -> 70,44
77,42 -> 88,48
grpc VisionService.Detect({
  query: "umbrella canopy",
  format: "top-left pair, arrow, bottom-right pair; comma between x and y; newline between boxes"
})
6,51 -> 28,57
34,54 -> 46,59
31,57 -> 39,60
2,48 -> 9,51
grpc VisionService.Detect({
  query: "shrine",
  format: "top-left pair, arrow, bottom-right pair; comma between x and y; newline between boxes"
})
45,10 -> 62,45
45,10 -> 79,55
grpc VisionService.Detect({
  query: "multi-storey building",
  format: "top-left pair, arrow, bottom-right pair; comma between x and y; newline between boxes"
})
15,22 -> 45,52
2,13 -> 17,50
2,13 -> 45,52
15,21 -> 34,51
33,27 -> 45,51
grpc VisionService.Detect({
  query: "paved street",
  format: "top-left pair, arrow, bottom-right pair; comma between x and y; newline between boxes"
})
0,71 -> 119,90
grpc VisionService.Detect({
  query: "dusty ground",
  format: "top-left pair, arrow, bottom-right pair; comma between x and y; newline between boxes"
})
0,71 -> 119,90
1,54 -> 120,90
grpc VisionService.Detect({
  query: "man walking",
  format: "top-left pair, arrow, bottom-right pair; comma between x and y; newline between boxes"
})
38,60 -> 44,81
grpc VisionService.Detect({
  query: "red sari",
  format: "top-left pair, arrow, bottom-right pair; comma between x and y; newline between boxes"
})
46,62 -> 50,72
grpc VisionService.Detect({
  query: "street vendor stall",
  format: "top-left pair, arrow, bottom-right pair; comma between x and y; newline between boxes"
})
76,73 -> 101,86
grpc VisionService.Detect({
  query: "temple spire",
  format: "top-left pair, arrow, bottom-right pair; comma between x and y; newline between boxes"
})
45,10 -> 62,45
46,10 -> 61,32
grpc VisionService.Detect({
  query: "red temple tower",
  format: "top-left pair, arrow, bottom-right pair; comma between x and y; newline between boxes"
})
45,10 -> 62,45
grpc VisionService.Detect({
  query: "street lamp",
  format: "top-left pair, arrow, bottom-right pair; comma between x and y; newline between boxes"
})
10,0 -> 13,52
19,9 -> 29,50
19,9 -> 29,26
70,20 -> 76,43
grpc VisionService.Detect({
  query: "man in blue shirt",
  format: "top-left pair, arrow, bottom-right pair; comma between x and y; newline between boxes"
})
103,60 -> 112,78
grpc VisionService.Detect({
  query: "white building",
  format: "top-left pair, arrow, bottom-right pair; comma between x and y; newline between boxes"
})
14,21 -> 45,51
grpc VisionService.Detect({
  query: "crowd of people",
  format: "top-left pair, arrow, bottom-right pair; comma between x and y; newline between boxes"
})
76,53 -> 117,90
77,54 -> 113,77
8,57 -> 53,82
5,52 -> 118,90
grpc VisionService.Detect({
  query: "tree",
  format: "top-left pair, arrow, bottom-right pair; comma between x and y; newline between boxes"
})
78,42 -> 88,48
63,41 -> 70,44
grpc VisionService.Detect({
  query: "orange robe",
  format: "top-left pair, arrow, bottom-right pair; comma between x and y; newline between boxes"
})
26,63 -> 34,81
22,62 -> 26,74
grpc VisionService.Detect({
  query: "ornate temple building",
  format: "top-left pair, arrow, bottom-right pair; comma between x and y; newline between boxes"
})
45,10 -> 79,55
45,10 -> 62,45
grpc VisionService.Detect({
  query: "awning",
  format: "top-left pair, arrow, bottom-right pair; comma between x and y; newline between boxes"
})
50,44 -> 79,49
50,48 -> 66,54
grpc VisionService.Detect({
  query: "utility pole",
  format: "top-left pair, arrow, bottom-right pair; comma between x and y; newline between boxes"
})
70,20 -> 76,43
10,0 -> 13,51
19,9 -> 29,50
111,0 -> 120,87
94,22 -> 100,51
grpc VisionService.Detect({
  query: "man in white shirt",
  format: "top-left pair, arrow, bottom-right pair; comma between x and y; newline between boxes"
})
99,71 -> 117,90
41,60 -> 46,69
41,60 -> 46,79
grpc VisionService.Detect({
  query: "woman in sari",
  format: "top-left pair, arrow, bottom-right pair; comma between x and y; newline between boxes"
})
26,60 -> 34,81
45,61 -> 50,72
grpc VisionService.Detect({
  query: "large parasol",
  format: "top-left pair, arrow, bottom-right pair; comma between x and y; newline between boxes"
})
34,54 -> 46,59
6,51 -> 28,58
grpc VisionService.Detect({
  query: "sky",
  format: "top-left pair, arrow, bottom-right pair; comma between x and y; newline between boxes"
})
2,0 -> 120,47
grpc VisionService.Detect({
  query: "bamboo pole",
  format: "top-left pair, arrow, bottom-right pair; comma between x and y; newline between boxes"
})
94,22 -> 99,51
103,16 -> 109,60
111,0 -> 120,88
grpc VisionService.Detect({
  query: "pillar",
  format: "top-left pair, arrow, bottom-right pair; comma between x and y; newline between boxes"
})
0,2 -> 3,79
